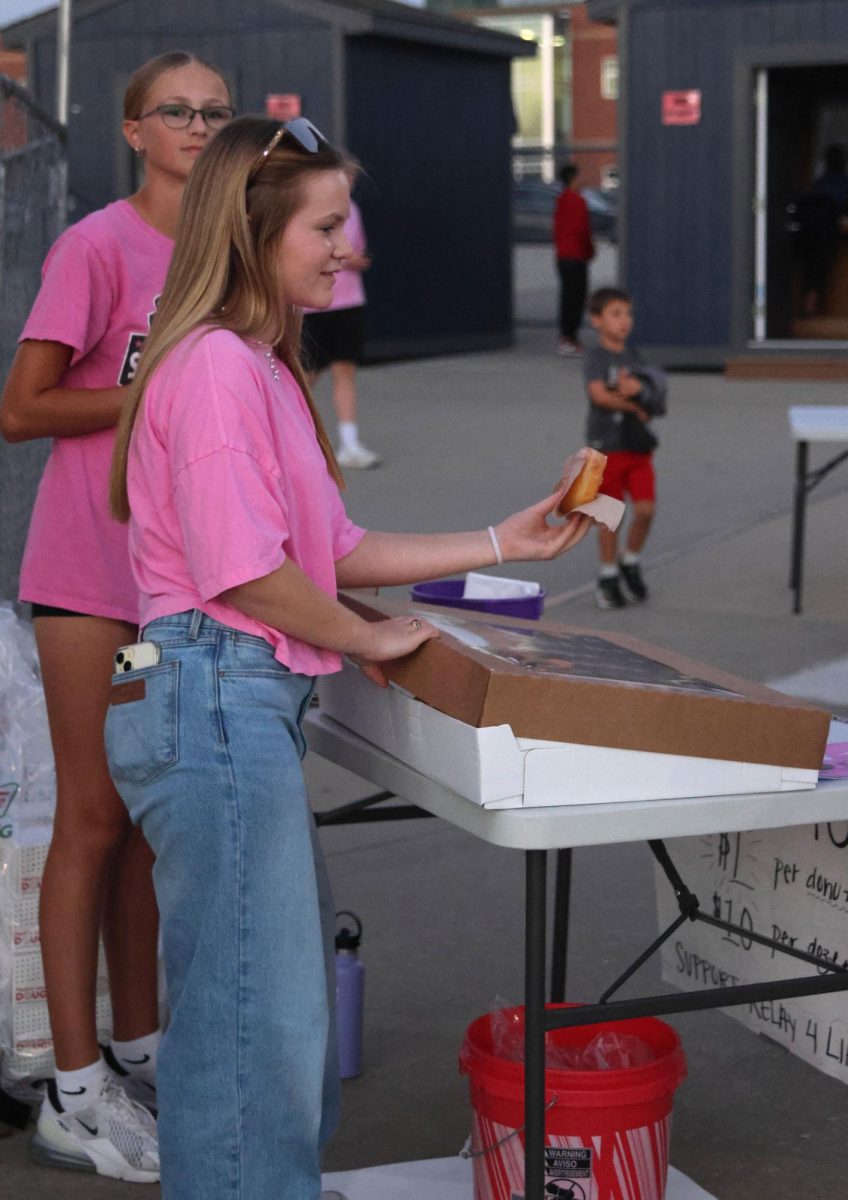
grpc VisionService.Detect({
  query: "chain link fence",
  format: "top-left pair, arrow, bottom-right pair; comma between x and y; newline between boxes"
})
0,75 -> 66,602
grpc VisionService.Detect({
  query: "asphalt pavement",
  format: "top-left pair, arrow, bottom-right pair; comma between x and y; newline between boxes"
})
3,247 -> 848,1199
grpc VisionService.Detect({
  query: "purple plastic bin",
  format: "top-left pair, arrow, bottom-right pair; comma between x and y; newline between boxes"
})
410,579 -> 544,620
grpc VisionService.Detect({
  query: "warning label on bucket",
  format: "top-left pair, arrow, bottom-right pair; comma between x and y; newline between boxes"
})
543,1146 -> 593,1198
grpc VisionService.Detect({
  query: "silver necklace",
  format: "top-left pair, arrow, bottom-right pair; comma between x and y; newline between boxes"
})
249,338 -> 281,382
263,348 -> 281,382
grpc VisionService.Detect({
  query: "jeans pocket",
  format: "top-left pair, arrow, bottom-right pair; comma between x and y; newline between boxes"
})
105,661 -> 180,786
220,637 -> 293,679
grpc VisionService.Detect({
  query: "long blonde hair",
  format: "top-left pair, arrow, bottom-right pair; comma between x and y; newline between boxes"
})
111,116 -> 346,521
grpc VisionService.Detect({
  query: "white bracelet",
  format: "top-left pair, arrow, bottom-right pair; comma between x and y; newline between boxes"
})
487,525 -> 504,566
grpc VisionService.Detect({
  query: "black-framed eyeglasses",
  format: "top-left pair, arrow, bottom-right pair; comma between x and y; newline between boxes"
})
250,117 -> 328,179
139,103 -> 236,130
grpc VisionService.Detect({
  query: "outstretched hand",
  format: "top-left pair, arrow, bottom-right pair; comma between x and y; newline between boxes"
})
494,486 -> 593,563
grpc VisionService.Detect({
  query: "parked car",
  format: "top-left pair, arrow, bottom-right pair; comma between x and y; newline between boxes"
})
582,186 -> 618,242
512,178 -> 618,244
512,178 -> 559,243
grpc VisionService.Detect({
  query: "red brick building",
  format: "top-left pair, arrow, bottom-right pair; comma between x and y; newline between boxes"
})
445,2 -> 618,185
0,37 -> 27,84
1,37 -> 30,153
570,2 -> 617,186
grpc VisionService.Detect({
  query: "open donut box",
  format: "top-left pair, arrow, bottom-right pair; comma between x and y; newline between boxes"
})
313,594 -> 831,810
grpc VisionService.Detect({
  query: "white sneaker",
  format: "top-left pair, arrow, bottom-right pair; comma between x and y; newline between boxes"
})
102,1042 -> 158,1115
30,1077 -> 159,1182
337,443 -> 381,469
113,1070 -> 158,1117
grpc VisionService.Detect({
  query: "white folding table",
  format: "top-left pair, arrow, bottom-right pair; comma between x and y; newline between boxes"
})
306,709 -> 848,1200
787,405 -> 848,614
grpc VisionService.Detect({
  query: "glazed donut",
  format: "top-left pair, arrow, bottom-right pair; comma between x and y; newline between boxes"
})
555,449 -> 607,516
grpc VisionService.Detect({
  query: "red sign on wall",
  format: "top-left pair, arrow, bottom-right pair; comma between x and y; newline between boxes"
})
661,90 -> 701,126
265,94 -> 301,120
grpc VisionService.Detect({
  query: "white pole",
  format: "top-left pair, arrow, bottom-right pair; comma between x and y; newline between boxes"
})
753,68 -> 768,343
56,0 -> 72,231
540,14 -> 555,183
56,0 -> 72,126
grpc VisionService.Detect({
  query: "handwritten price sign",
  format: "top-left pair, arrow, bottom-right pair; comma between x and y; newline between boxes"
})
657,823 -> 848,1084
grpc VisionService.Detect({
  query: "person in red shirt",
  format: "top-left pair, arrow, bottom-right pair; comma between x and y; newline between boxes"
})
553,162 -> 594,355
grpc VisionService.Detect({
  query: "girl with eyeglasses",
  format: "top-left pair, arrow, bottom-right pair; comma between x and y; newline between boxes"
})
0,51 -> 232,1182
105,114 -> 591,1200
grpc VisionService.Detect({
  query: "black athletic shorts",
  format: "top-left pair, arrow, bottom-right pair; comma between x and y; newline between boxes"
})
30,603 -> 90,618
301,306 -> 365,373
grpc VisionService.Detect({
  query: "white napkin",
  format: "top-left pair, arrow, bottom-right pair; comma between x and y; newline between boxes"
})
572,493 -> 625,532
555,451 -> 625,532
463,572 -> 542,600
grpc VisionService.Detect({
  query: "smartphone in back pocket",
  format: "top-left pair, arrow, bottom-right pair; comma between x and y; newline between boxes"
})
114,642 -> 161,674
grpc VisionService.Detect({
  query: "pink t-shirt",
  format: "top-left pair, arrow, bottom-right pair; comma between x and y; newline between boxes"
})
303,201 -> 366,314
18,199 -> 172,622
129,328 -> 366,677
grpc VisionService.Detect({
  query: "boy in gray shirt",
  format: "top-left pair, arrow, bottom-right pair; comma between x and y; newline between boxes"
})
582,287 -> 659,609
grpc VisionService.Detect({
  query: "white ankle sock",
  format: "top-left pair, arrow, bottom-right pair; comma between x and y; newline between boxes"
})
599,564 -> 619,580
338,421 -> 360,451
110,1030 -> 160,1083
621,552 -> 640,566
54,1056 -> 109,1113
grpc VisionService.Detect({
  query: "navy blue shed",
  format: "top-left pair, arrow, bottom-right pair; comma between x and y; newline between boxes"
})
3,0 -> 528,361
595,0 -> 848,367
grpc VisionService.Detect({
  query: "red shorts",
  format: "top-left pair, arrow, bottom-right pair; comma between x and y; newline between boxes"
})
601,451 -> 656,503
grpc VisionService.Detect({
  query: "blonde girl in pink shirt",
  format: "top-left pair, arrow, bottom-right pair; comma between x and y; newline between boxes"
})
0,52 -> 233,1181
105,115 -> 592,1200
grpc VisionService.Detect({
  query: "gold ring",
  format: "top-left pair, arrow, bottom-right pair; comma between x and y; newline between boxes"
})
410,618 -> 422,631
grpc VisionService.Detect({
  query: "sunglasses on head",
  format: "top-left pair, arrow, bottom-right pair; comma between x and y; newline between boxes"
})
250,117 -> 328,180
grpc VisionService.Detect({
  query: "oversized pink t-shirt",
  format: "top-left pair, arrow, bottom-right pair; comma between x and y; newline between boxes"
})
128,328 -> 366,676
303,201 -> 366,314
18,199 -> 172,622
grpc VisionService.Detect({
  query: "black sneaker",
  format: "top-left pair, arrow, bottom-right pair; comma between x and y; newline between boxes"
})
595,575 -> 627,610
619,560 -> 648,602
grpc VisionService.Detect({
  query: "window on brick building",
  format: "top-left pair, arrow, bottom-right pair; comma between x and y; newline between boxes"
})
600,56 -> 619,101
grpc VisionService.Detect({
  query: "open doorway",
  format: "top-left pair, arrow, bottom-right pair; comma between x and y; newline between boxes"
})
754,64 -> 848,343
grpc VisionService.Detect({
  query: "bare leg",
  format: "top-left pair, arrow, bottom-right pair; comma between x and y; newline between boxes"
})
331,360 -> 380,466
102,825 -> 159,1041
329,360 -> 358,427
36,616 -> 159,1070
624,501 -> 655,555
598,527 -> 619,567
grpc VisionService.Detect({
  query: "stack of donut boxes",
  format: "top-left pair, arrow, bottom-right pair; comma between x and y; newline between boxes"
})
1,785 -> 111,1087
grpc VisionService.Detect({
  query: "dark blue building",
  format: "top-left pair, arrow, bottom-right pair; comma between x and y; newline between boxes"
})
4,0 -> 527,361
590,0 -> 848,370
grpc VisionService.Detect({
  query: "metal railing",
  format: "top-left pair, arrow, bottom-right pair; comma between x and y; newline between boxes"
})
512,142 -> 618,189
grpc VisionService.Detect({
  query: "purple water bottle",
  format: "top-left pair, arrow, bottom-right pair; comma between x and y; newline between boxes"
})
335,911 -> 365,1079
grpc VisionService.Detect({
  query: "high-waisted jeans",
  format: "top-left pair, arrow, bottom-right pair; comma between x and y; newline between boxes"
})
104,611 -> 339,1200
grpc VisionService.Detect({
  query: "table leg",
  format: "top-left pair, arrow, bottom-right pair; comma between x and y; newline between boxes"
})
790,439 -> 808,614
550,848 -> 572,1003
525,849 -> 547,1200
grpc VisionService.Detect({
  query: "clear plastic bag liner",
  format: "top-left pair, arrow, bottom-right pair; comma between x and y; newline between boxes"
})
489,997 -> 655,1070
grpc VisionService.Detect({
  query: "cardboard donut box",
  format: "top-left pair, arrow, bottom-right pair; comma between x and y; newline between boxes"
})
315,594 -> 831,809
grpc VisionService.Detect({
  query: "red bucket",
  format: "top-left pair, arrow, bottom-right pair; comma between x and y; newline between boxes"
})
459,1005 -> 687,1200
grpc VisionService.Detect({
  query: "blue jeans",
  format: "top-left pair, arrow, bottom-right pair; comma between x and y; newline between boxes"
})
104,611 -> 340,1200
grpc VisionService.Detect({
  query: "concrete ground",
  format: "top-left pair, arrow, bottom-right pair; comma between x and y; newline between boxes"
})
3,249 -> 848,1198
